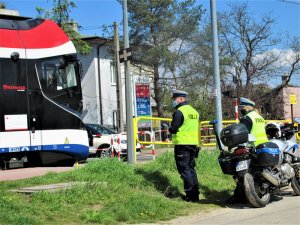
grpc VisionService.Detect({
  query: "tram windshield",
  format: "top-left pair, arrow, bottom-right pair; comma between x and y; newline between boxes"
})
36,55 -> 82,114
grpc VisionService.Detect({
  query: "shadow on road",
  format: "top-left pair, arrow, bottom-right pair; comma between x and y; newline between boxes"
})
135,165 -> 295,209
198,185 -> 294,209
197,184 -> 231,207
136,168 -> 234,207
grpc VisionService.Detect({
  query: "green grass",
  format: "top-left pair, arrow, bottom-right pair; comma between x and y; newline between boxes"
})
0,150 -> 235,225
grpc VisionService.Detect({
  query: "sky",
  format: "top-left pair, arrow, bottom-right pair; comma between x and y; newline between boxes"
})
5,0 -> 300,39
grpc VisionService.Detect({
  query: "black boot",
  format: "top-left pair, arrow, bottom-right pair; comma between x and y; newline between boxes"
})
182,189 -> 199,202
191,187 -> 200,201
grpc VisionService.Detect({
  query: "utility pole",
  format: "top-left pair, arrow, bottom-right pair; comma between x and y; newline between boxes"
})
113,22 -> 124,133
210,0 -> 223,135
122,0 -> 135,164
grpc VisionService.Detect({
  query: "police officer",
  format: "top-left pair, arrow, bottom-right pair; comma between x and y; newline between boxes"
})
228,97 -> 268,203
239,97 -> 268,146
168,90 -> 200,202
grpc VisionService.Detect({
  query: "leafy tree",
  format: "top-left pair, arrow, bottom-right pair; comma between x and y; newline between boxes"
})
179,15 -> 235,120
0,1 -> 6,9
125,0 -> 298,120
36,0 -> 91,55
124,0 -> 205,117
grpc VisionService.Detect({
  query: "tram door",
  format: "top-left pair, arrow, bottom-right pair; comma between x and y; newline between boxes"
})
0,58 -> 42,153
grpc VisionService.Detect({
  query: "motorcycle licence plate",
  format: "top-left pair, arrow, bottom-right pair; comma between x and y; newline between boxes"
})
236,160 -> 249,171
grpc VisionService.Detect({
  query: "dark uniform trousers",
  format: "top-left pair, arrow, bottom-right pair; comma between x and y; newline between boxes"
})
174,145 -> 199,198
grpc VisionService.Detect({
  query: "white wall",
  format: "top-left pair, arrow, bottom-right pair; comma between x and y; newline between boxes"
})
79,43 -> 121,127
79,40 -> 149,128
80,46 -> 100,124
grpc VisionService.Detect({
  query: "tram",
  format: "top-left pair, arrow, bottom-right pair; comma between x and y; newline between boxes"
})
0,14 -> 89,168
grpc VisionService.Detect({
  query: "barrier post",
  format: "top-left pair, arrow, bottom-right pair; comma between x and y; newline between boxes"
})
111,135 -> 114,157
164,130 -> 169,142
235,98 -> 239,123
151,131 -> 156,160
133,117 -> 137,163
139,131 -> 145,150
117,135 -> 121,161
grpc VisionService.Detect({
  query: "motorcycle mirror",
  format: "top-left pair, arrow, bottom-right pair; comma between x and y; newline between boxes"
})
209,120 -> 218,125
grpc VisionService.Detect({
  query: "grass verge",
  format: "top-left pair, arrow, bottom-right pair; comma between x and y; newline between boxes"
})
0,150 -> 235,225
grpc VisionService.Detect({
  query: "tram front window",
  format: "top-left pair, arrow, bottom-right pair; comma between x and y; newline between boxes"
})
36,55 -> 82,112
39,57 -> 78,92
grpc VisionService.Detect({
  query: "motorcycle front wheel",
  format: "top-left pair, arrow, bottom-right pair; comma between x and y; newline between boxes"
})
243,172 -> 270,208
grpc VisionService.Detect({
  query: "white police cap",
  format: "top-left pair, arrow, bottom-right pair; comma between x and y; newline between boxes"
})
171,89 -> 188,99
239,97 -> 255,107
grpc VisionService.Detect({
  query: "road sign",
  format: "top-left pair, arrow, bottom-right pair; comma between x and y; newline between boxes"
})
119,47 -> 132,63
135,83 -> 152,128
289,94 -> 297,105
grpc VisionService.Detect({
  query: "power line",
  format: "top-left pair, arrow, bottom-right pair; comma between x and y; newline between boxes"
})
78,24 -> 113,31
278,0 -> 300,5
78,25 -> 123,33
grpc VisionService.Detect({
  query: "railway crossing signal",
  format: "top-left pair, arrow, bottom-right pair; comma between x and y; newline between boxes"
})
119,47 -> 132,63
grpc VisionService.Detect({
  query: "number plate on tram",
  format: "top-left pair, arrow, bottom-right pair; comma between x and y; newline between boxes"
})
236,160 -> 249,171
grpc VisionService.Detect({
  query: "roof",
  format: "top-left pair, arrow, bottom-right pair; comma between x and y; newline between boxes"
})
80,35 -> 111,44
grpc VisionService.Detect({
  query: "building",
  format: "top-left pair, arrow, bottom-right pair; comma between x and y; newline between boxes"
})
0,8 -> 19,16
78,36 -> 154,130
280,86 -> 300,120
262,85 -> 300,120
78,36 -> 119,128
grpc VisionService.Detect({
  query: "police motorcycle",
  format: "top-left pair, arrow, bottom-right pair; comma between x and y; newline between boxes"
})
265,119 -> 300,192
265,120 -> 299,156
210,120 -> 300,208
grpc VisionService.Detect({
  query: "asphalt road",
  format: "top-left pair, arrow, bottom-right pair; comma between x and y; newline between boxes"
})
0,149 -> 159,181
0,166 -> 75,181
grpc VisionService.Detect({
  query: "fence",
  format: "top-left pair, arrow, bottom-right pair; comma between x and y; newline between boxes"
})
135,117 -> 300,148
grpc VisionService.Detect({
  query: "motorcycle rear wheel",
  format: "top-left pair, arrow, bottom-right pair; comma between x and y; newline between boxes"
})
243,172 -> 270,208
291,176 -> 300,195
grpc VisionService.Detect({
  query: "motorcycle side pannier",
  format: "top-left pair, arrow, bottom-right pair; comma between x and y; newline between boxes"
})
220,124 -> 249,148
218,156 -> 236,175
254,142 -> 281,167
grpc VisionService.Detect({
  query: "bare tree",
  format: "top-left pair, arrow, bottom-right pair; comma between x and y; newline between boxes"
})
280,37 -> 300,85
219,2 -> 281,100
261,36 -> 300,119
0,1 -> 6,9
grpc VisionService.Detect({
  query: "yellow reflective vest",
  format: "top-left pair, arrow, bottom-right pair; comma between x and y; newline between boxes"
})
246,111 -> 268,146
172,105 -> 199,145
